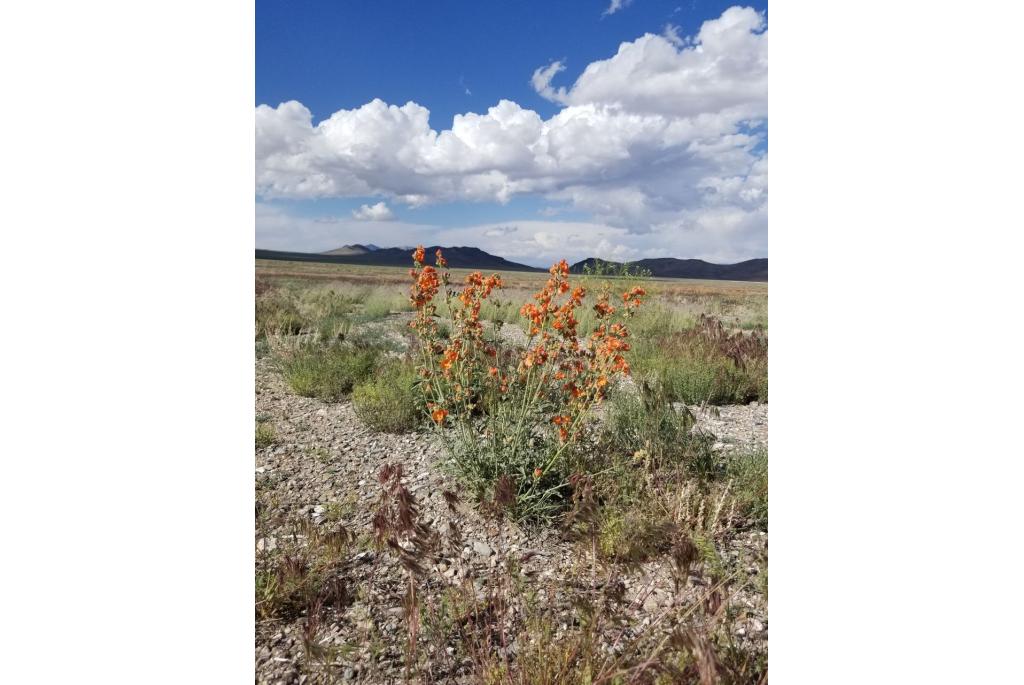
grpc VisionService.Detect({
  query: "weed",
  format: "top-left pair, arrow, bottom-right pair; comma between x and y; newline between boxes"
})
726,448 -> 768,528
637,314 -> 768,405
255,422 -> 276,448
274,340 -> 380,401
255,515 -> 353,622
352,361 -> 423,432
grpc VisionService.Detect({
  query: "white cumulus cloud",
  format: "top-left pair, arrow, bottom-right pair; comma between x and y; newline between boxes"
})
255,6 -> 767,258
351,201 -> 395,221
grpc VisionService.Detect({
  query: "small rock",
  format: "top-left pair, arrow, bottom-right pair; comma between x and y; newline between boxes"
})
473,541 -> 494,557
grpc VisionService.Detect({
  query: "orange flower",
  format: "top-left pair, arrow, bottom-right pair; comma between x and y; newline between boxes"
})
488,366 -> 499,377
551,415 -> 571,441
435,248 -> 447,267
431,407 -> 448,424
413,245 -> 425,264
533,467 -> 543,479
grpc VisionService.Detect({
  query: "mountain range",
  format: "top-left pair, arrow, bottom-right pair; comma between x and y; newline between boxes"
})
569,257 -> 767,282
255,246 -> 767,281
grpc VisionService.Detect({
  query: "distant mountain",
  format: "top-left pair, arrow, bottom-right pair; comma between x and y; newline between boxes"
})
322,244 -> 376,256
257,246 -> 543,272
257,247 -> 767,281
570,257 -> 767,282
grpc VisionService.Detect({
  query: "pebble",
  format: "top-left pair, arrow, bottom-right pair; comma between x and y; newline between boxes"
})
254,345 -> 768,684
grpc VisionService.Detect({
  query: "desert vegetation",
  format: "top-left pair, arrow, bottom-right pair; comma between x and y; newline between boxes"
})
255,251 -> 767,683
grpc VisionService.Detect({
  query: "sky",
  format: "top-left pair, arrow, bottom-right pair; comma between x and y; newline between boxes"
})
256,1 -> 767,267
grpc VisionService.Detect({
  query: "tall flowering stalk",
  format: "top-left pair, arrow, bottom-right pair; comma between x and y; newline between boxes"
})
409,246 -> 645,519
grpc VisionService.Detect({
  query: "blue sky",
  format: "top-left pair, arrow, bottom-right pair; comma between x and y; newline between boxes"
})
256,1 -> 768,266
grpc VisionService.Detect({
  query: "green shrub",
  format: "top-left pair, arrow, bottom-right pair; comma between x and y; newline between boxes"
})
255,422 -> 276,448
351,362 -> 423,433
726,448 -> 768,528
599,380 -> 692,467
598,381 -> 719,481
256,291 -> 304,337
278,343 -> 380,401
636,314 -> 767,405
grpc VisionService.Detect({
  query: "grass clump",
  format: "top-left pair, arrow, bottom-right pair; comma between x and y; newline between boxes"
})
599,381 -> 719,480
276,341 -> 380,401
255,514 -> 353,622
637,314 -> 767,405
599,380 -> 693,466
726,448 -> 768,528
352,361 -> 423,433
255,422 -> 276,448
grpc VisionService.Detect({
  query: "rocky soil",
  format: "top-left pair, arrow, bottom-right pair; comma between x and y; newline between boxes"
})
255,352 -> 768,684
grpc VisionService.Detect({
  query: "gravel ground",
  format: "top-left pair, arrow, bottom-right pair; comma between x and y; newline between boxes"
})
687,402 -> 768,452
255,352 -> 767,683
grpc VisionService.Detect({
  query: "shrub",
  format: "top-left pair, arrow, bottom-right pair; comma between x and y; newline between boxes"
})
277,342 -> 380,401
638,314 -> 767,405
352,361 -> 423,433
256,291 -> 304,337
408,246 -> 646,519
599,380 -> 692,467
255,422 -> 276,448
726,448 -> 768,528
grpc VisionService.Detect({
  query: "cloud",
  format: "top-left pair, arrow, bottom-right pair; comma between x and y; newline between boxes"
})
602,0 -> 635,17
255,6 -> 767,253
483,225 -> 517,237
258,202 -> 766,267
351,201 -> 395,221
530,60 -> 567,103
548,6 -> 767,118
663,23 -> 684,47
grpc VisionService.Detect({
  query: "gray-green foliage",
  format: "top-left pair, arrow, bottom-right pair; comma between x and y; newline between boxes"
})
352,361 -> 423,433
278,343 -> 380,401
726,447 -> 768,528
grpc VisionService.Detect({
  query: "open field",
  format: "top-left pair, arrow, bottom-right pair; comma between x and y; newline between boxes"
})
256,257 -> 768,683
257,259 -> 768,332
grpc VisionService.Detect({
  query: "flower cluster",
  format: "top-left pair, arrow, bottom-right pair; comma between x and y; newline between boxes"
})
407,245 -> 646,517
409,246 -> 504,422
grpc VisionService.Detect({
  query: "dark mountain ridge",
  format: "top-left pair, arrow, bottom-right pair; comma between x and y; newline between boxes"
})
256,246 -> 543,272
256,247 -> 767,281
570,257 -> 767,282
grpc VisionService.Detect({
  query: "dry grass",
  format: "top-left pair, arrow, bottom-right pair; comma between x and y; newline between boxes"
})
255,258 -> 768,682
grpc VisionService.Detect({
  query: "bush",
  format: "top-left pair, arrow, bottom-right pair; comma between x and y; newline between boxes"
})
599,380 -> 692,467
352,362 -> 423,433
726,448 -> 768,528
255,422 -> 276,448
637,314 -> 767,405
256,291 -> 304,337
278,343 -> 380,401
408,247 -> 647,519
599,380 -> 719,480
